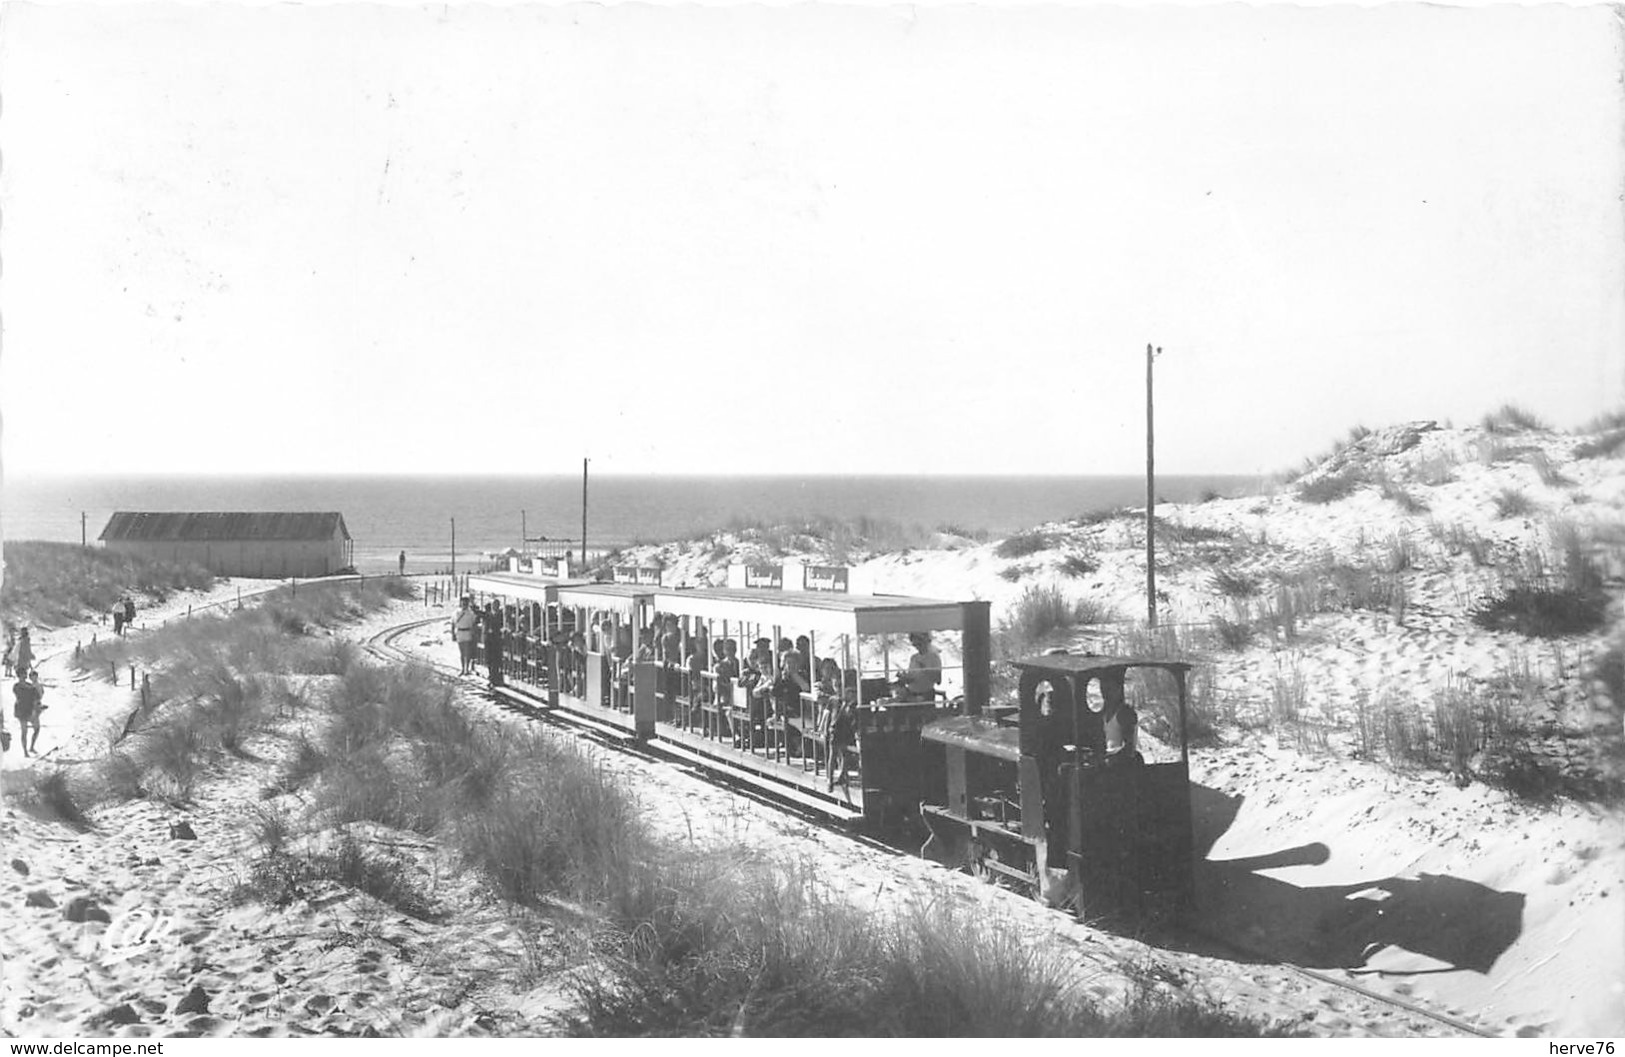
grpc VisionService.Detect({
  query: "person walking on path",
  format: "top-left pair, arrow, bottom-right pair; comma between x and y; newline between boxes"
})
13,668 -> 40,757
113,606 -> 125,637
124,596 -> 137,631
399,551 -> 407,576
24,669 -> 44,755
452,597 -> 480,675
3,627 -> 15,679
14,629 -> 34,676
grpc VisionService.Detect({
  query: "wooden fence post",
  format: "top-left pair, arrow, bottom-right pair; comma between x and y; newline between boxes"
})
130,664 -> 136,690
141,674 -> 150,711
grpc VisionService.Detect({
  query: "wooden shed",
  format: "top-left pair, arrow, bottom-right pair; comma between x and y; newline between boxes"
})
99,512 -> 354,579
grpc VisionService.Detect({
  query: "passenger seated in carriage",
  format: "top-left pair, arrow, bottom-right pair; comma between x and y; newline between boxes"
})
567,630 -> 587,695
713,639 -> 740,738
813,657 -> 842,734
660,616 -> 681,664
685,640 -> 706,703
775,637 -> 811,748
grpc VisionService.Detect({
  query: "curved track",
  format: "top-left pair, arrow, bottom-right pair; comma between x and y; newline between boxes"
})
361,612 -> 1497,1038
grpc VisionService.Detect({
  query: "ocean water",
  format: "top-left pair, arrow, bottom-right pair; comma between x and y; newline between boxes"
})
2,473 -> 1260,575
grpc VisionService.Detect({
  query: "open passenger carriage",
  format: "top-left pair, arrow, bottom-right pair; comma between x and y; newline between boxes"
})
551,582 -> 660,736
644,579 -> 991,825
464,571 -> 590,692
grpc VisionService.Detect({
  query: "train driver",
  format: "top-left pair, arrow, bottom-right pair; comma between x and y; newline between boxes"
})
899,632 -> 943,702
1101,673 -> 1142,765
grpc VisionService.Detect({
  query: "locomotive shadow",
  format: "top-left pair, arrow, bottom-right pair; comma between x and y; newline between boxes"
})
1155,783 -> 1525,975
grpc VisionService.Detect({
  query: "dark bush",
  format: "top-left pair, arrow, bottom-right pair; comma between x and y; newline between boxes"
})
996,531 -> 1059,559
1492,488 -> 1537,519
1297,471 -> 1363,505
1154,518 -> 1234,545
1213,616 -> 1255,651
1482,404 -> 1548,433
1058,551 -> 1099,578
1575,429 -> 1625,460
1211,569 -> 1261,599
1472,586 -> 1609,638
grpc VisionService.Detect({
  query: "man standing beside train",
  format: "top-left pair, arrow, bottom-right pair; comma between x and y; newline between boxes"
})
452,597 -> 480,675
482,602 -> 506,688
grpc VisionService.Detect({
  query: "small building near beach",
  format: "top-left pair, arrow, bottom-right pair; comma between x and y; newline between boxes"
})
99,512 -> 354,578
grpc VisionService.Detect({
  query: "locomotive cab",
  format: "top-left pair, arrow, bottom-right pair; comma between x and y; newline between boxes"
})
920,654 -> 1195,919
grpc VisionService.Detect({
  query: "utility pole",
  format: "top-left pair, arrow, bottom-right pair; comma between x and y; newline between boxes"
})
581,458 -> 589,577
451,517 -> 457,579
81,512 -> 87,549
1146,343 -> 1160,629
521,509 -> 527,559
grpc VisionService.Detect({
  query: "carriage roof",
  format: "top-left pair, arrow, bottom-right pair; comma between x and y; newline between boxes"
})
650,585 -> 972,638
555,581 -> 657,615
468,572 -> 592,605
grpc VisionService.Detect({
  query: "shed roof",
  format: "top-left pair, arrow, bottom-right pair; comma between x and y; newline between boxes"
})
100,512 -> 351,543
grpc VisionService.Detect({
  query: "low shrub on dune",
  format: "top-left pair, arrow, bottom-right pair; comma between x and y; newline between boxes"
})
1002,584 -> 1111,646
1057,550 -> 1099,578
1574,428 -> 1625,460
1473,533 -> 1609,639
1295,470 -> 1363,505
18,770 -> 97,831
996,530 -> 1060,559
1472,585 -> 1608,638
1211,569 -> 1261,599
1373,468 -> 1430,513
1483,404 -> 1549,434
1492,487 -> 1537,519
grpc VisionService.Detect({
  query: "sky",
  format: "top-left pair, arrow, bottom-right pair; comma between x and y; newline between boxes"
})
1,1 -> 1621,478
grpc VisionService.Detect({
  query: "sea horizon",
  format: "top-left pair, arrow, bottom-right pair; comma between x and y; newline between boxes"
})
3,472 -> 1264,575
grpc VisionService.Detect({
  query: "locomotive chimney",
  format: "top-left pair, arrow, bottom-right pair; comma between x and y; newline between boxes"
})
961,600 -> 991,716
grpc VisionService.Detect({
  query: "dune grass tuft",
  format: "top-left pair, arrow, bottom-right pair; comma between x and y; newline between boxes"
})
996,530 -> 1060,559
1483,404 -> 1549,434
0,540 -> 214,629
1492,488 -> 1537,519
1574,428 -> 1625,460
1296,470 -> 1363,505
1001,584 -> 1111,646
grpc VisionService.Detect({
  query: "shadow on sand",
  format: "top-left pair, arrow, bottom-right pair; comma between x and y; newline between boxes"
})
1158,783 -> 1526,976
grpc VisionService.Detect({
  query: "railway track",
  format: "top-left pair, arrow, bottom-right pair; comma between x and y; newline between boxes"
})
360,612 -> 1498,1038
